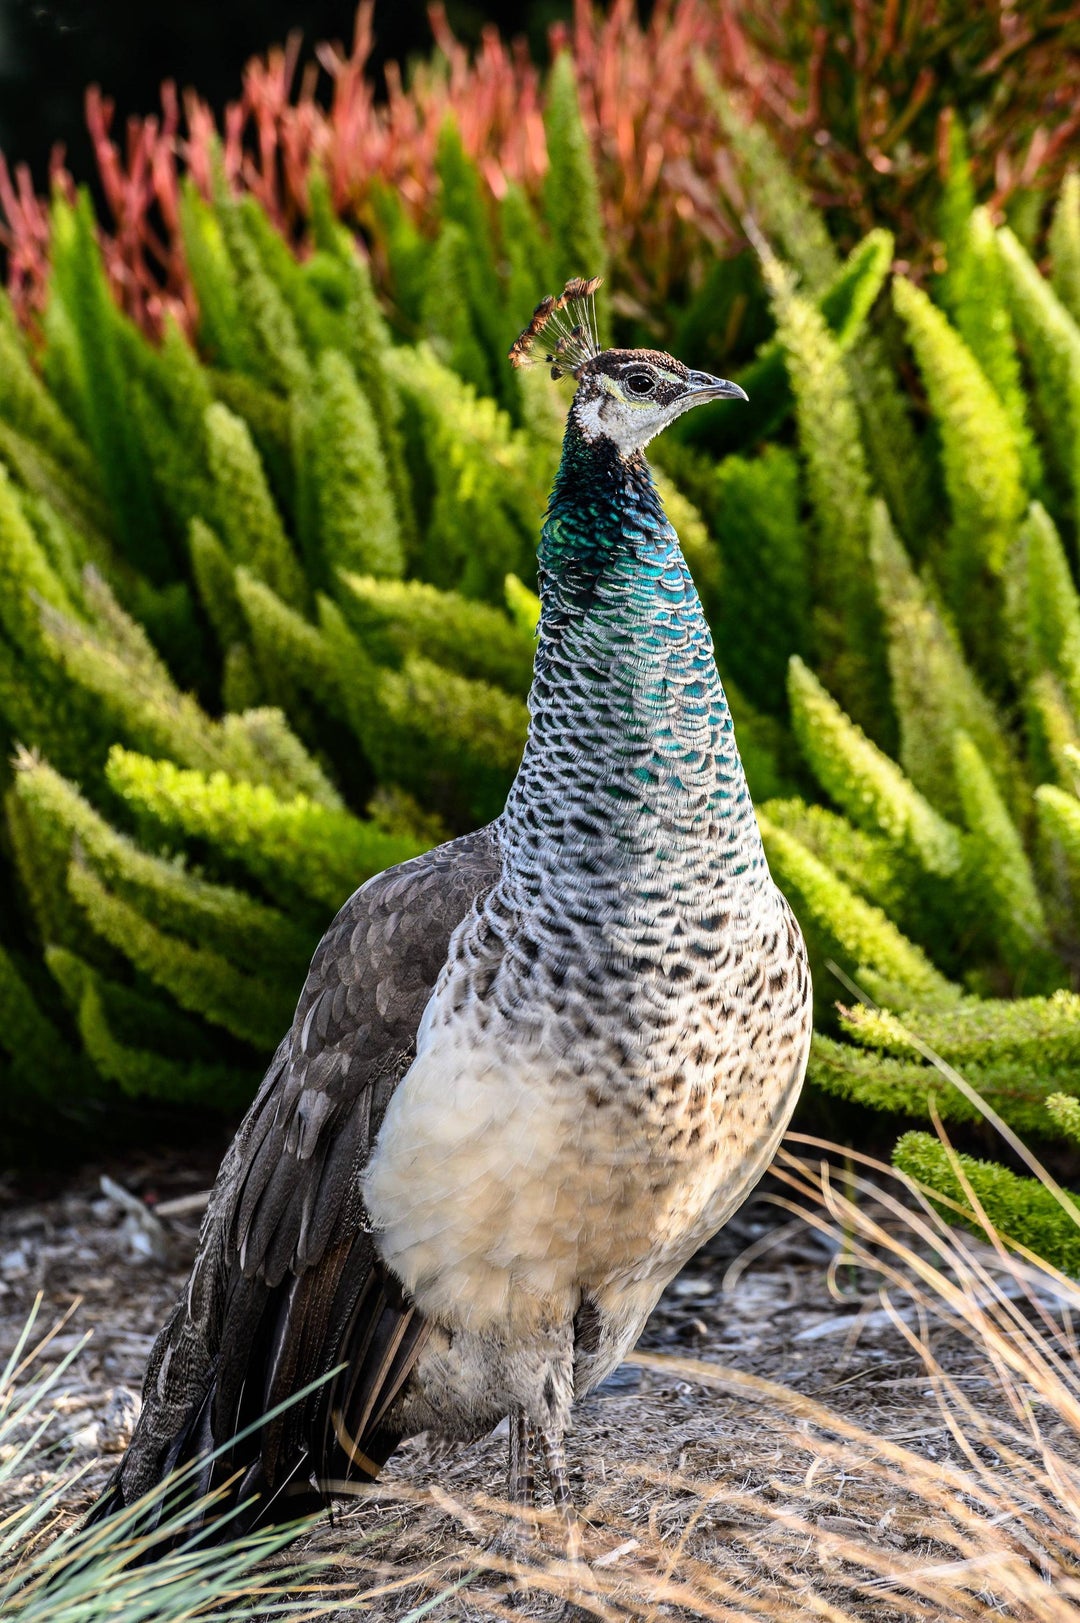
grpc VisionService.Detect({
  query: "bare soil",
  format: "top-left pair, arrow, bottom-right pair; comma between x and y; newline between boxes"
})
0,1144 -> 1068,1619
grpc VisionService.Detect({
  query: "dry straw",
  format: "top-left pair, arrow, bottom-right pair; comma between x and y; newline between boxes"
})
307,1059 -> 1080,1619
6,1049 -> 1080,1618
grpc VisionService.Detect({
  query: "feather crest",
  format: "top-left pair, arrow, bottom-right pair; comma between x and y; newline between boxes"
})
508,275 -> 603,377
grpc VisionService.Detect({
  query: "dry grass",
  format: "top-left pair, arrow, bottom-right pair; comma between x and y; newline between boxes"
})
283,1139 -> 1080,1621
5,1106 -> 1080,1619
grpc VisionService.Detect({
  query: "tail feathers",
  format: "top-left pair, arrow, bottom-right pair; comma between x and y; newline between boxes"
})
79,1380 -> 217,1549
82,1261 -> 429,1551
319,1272 -> 429,1494
80,1469 -> 125,1531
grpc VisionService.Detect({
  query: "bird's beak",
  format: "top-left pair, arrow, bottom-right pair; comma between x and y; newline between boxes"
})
685,370 -> 749,403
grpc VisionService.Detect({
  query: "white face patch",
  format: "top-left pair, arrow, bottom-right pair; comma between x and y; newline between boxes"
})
572,393 -> 610,444
572,371 -> 691,456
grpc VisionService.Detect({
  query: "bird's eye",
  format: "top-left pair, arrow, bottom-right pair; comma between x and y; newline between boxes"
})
624,371 -> 655,396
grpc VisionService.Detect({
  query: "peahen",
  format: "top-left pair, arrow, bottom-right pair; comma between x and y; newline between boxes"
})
88,277 -> 813,1564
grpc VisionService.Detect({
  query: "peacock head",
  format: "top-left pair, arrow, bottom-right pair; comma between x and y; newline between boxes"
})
508,275 -> 747,456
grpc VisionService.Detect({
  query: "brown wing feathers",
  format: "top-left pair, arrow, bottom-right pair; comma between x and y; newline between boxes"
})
88,828 -> 500,1541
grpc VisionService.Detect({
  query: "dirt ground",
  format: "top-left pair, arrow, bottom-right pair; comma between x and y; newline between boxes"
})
2,1142 -> 1075,1620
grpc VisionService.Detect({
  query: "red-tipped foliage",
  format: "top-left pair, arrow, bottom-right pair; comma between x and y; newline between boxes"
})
1,0 -> 1078,337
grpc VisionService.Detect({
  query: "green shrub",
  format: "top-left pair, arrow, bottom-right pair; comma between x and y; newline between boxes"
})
2,94 -> 1080,1277
893,1131 -> 1080,1275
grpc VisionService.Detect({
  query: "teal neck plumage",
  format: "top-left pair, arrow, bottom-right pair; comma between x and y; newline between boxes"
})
502,417 -> 767,902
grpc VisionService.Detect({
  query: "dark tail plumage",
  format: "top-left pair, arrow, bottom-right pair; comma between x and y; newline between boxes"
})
82,1254 -> 428,1551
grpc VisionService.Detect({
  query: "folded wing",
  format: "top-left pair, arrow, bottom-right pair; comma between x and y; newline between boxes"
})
91,825 -> 501,1536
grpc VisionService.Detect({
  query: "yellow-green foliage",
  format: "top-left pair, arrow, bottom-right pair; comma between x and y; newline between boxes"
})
0,465 -> 95,772
1047,1090 -> 1080,1145
0,940 -> 74,1095
385,343 -> 546,599
105,746 -> 420,911
828,230 -> 895,347
0,297 -> 100,491
759,797 -> 910,921
891,275 -> 1025,615
843,329 -> 935,562
704,88 -> 929,553
214,185 -> 311,395
36,575 -> 326,795
691,446 -> 809,701
1050,173 -> 1080,327
295,350 -> 403,585
952,732 -> 1058,991
787,656 -> 964,880
505,571 -> 541,638
123,315 -> 221,547
40,286 -> 88,436
188,515 -> 248,653
332,637 -> 530,829
6,133 -> 1080,1223
893,1132 -> 1080,1275
48,193 -> 164,575
870,500 -> 1017,821
421,220 -> 494,398
235,569 -> 341,718
841,989 -> 1080,1071
309,198 -> 415,544
204,402 -> 307,607
809,1034 -> 975,1123
699,66 -> 838,293
208,369 -> 293,498
757,811 -> 960,1011
1036,783 -> 1080,910
66,859 -> 288,1049
809,1034 -> 1070,1138
20,496 -> 86,608
766,267 -> 887,732
179,180 -> 250,372
1012,502 -> 1080,711
998,226 -> 1080,512
237,193 -> 340,361
0,460 -> 76,641
543,54 -> 609,340
955,209 -> 1041,489
434,119 -> 510,403
1027,671 -> 1080,787
336,573 -> 534,693
0,415 -> 110,554
13,754 -> 312,973
677,230 -> 892,471
498,184 -> 556,367
935,118 -> 976,319
53,950 -> 252,1105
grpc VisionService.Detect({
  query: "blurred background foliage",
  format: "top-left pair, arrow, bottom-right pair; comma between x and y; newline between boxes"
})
0,1 -> 569,195
1,1 -> 1080,1259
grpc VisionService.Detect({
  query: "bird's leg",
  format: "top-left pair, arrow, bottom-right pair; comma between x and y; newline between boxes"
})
538,1424 -> 580,1564
491,1408 -> 540,1607
539,1424 -> 600,1619
508,1406 -> 538,1510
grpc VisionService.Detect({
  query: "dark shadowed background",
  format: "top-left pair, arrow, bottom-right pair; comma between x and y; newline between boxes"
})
0,0 -> 571,188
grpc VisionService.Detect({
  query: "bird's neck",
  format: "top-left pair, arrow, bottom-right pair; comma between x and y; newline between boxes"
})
503,420 -> 767,890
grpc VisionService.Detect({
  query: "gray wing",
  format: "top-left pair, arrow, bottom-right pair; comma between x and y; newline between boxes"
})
101,823 -> 501,1532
